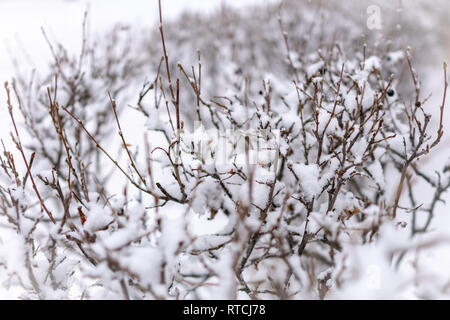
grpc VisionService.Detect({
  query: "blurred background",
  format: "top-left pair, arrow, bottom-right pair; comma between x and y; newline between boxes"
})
0,0 -> 448,78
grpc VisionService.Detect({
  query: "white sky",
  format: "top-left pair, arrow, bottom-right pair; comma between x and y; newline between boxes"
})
0,0 -> 270,82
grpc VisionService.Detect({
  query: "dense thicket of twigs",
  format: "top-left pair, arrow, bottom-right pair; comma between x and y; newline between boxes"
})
0,0 -> 449,299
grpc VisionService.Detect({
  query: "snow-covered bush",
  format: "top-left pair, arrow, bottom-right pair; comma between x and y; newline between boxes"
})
0,0 -> 448,299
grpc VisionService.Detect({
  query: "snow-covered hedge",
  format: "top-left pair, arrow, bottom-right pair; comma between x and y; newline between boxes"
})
0,0 -> 448,299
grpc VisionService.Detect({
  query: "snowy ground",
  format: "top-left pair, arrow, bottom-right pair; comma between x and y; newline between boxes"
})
1,0 -> 450,299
